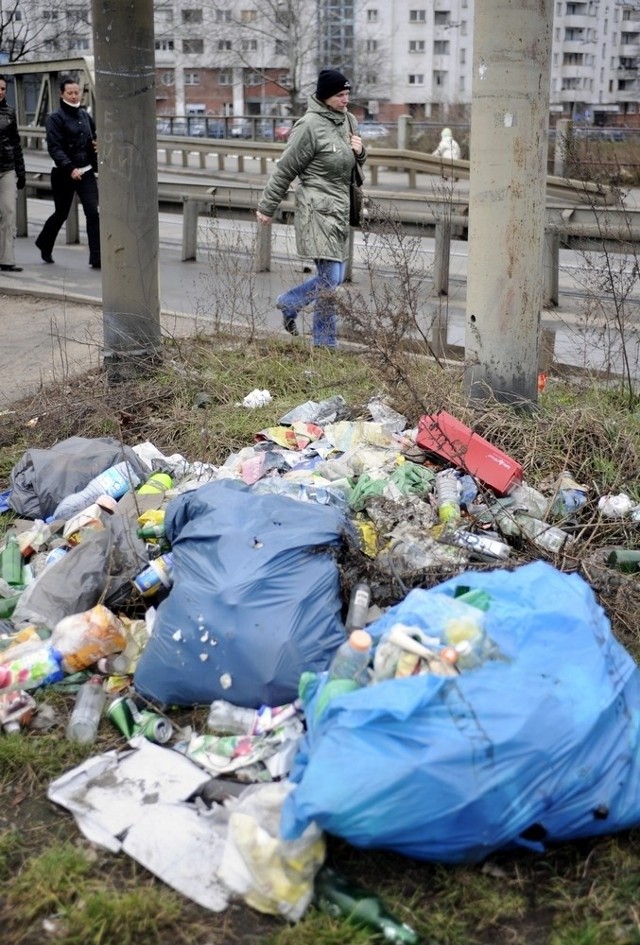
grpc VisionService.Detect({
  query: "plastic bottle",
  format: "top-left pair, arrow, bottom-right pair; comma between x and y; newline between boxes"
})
207,699 -> 258,735
328,629 -> 372,685
435,468 -> 461,524
1,535 -> 24,587
137,472 -> 173,495
345,582 -> 371,631
133,552 -> 174,596
314,866 -> 420,944
0,643 -> 64,693
52,461 -> 142,521
66,675 -> 107,744
607,549 -> 640,573
316,630 -> 373,719
514,513 -> 572,554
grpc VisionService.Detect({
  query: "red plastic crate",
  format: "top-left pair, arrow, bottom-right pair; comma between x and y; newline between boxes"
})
416,411 -> 523,495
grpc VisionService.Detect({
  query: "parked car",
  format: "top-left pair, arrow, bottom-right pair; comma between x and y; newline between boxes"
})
229,119 -> 253,139
275,120 -> 294,142
206,120 -> 227,139
359,122 -> 389,140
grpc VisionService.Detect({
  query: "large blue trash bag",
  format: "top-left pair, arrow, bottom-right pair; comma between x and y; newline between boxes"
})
281,561 -> 640,863
134,479 -> 346,708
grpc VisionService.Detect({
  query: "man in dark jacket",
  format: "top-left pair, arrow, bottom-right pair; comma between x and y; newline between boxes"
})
35,76 -> 101,269
0,74 -> 26,272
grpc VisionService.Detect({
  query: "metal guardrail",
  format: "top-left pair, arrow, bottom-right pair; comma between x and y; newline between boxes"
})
19,125 -> 614,205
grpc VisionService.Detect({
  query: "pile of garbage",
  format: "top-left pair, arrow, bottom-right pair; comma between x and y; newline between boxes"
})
2,396 -> 640,934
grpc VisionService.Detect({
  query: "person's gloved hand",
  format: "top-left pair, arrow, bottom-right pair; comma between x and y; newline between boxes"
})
16,175 -> 25,190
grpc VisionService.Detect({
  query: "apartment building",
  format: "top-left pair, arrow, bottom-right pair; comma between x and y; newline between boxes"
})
6,1 -> 639,126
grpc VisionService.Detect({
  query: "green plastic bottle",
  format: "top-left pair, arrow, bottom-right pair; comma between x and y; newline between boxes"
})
607,549 -> 640,573
314,866 -> 420,944
1,535 -> 23,587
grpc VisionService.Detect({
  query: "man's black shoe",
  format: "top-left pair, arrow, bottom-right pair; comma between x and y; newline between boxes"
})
0,264 -> 22,272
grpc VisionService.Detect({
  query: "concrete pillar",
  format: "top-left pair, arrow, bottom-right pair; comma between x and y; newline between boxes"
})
464,0 -> 554,406
553,118 -> 572,177
433,219 -> 451,296
92,0 -> 162,378
543,230 -> 560,307
397,115 -> 413,151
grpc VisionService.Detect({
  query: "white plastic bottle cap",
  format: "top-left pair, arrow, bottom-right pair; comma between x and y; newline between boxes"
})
349,629 -> 372,652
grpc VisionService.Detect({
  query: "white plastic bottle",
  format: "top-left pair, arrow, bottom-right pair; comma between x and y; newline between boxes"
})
52,461 -> 142,521
435,469 -> 461,524
66,675 -> 107,744
207,699 -> 257,735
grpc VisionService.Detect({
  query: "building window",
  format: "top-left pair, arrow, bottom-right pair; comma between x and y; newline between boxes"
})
217,39 -> 232,50
275,39 -> 288,55
216,9 -> 231,23
459,75 -> 465,91
185,72 -> 201,85
460,20 -> 467,35
434,40 -> 450,54
434,11 -> 450,25
42,10 -> 59,20
367,9 -> 379,23
241,9 -> 257,22
366,39 -> 378,51
409,73 -> 425,85
244,71 -> 261,86
433,70 -> 447,86
242,39 -> 258,51
161,72 -> 175,86
155,39 -> 175,51
70,37 -> 91,51
279,73 -> 292,87
460,48 -> 466,65
409,40 -> 425,52
67,6 -> 89,20
219,72 -> 232,85
409,9 -> 426,23
183,38 -> 204,53
182,9 -> 203,24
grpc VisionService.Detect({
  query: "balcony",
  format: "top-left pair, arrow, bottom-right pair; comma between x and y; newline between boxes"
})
616,86 -> 640,101
560,65 -> 594,79
563,14 -> 593,29
619,43 -> 640,56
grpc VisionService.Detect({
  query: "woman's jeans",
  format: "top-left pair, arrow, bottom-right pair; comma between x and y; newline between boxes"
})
277,258 -> 346,347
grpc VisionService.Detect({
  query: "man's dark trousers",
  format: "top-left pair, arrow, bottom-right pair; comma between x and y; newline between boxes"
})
36,166 -> 100,267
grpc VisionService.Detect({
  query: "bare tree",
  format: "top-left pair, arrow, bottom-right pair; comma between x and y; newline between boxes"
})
0,0 -> 92,62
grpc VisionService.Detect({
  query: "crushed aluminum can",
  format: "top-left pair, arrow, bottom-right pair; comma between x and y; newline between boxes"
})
133,710 -> 172,744
107,695 -> 172,744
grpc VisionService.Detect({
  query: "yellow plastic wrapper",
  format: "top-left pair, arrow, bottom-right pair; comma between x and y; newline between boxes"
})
355,520 -> 378,558
137,509 -> 165,527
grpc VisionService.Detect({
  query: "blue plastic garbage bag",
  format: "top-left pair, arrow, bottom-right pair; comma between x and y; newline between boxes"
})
282,561 -> 640,863
134,479 -> 346,708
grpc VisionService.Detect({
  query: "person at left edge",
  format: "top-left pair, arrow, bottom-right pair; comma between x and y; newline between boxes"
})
0,74 -> 26,273
35,76 -> 101,269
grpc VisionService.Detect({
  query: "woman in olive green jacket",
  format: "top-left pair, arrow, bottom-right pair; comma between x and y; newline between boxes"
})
256,69 -> 366,347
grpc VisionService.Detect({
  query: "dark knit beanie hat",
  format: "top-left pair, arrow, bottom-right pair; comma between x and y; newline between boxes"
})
316,69 -> 351,100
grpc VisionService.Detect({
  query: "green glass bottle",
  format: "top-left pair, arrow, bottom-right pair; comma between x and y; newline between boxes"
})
314,866 -> 420,944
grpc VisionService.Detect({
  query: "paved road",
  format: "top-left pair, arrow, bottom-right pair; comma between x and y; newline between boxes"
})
1,189 -> 639,406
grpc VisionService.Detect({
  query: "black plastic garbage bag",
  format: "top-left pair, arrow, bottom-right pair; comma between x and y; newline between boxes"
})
11,515 -> 148,630
9,436 -> 148,520
134,480 -> 347,708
